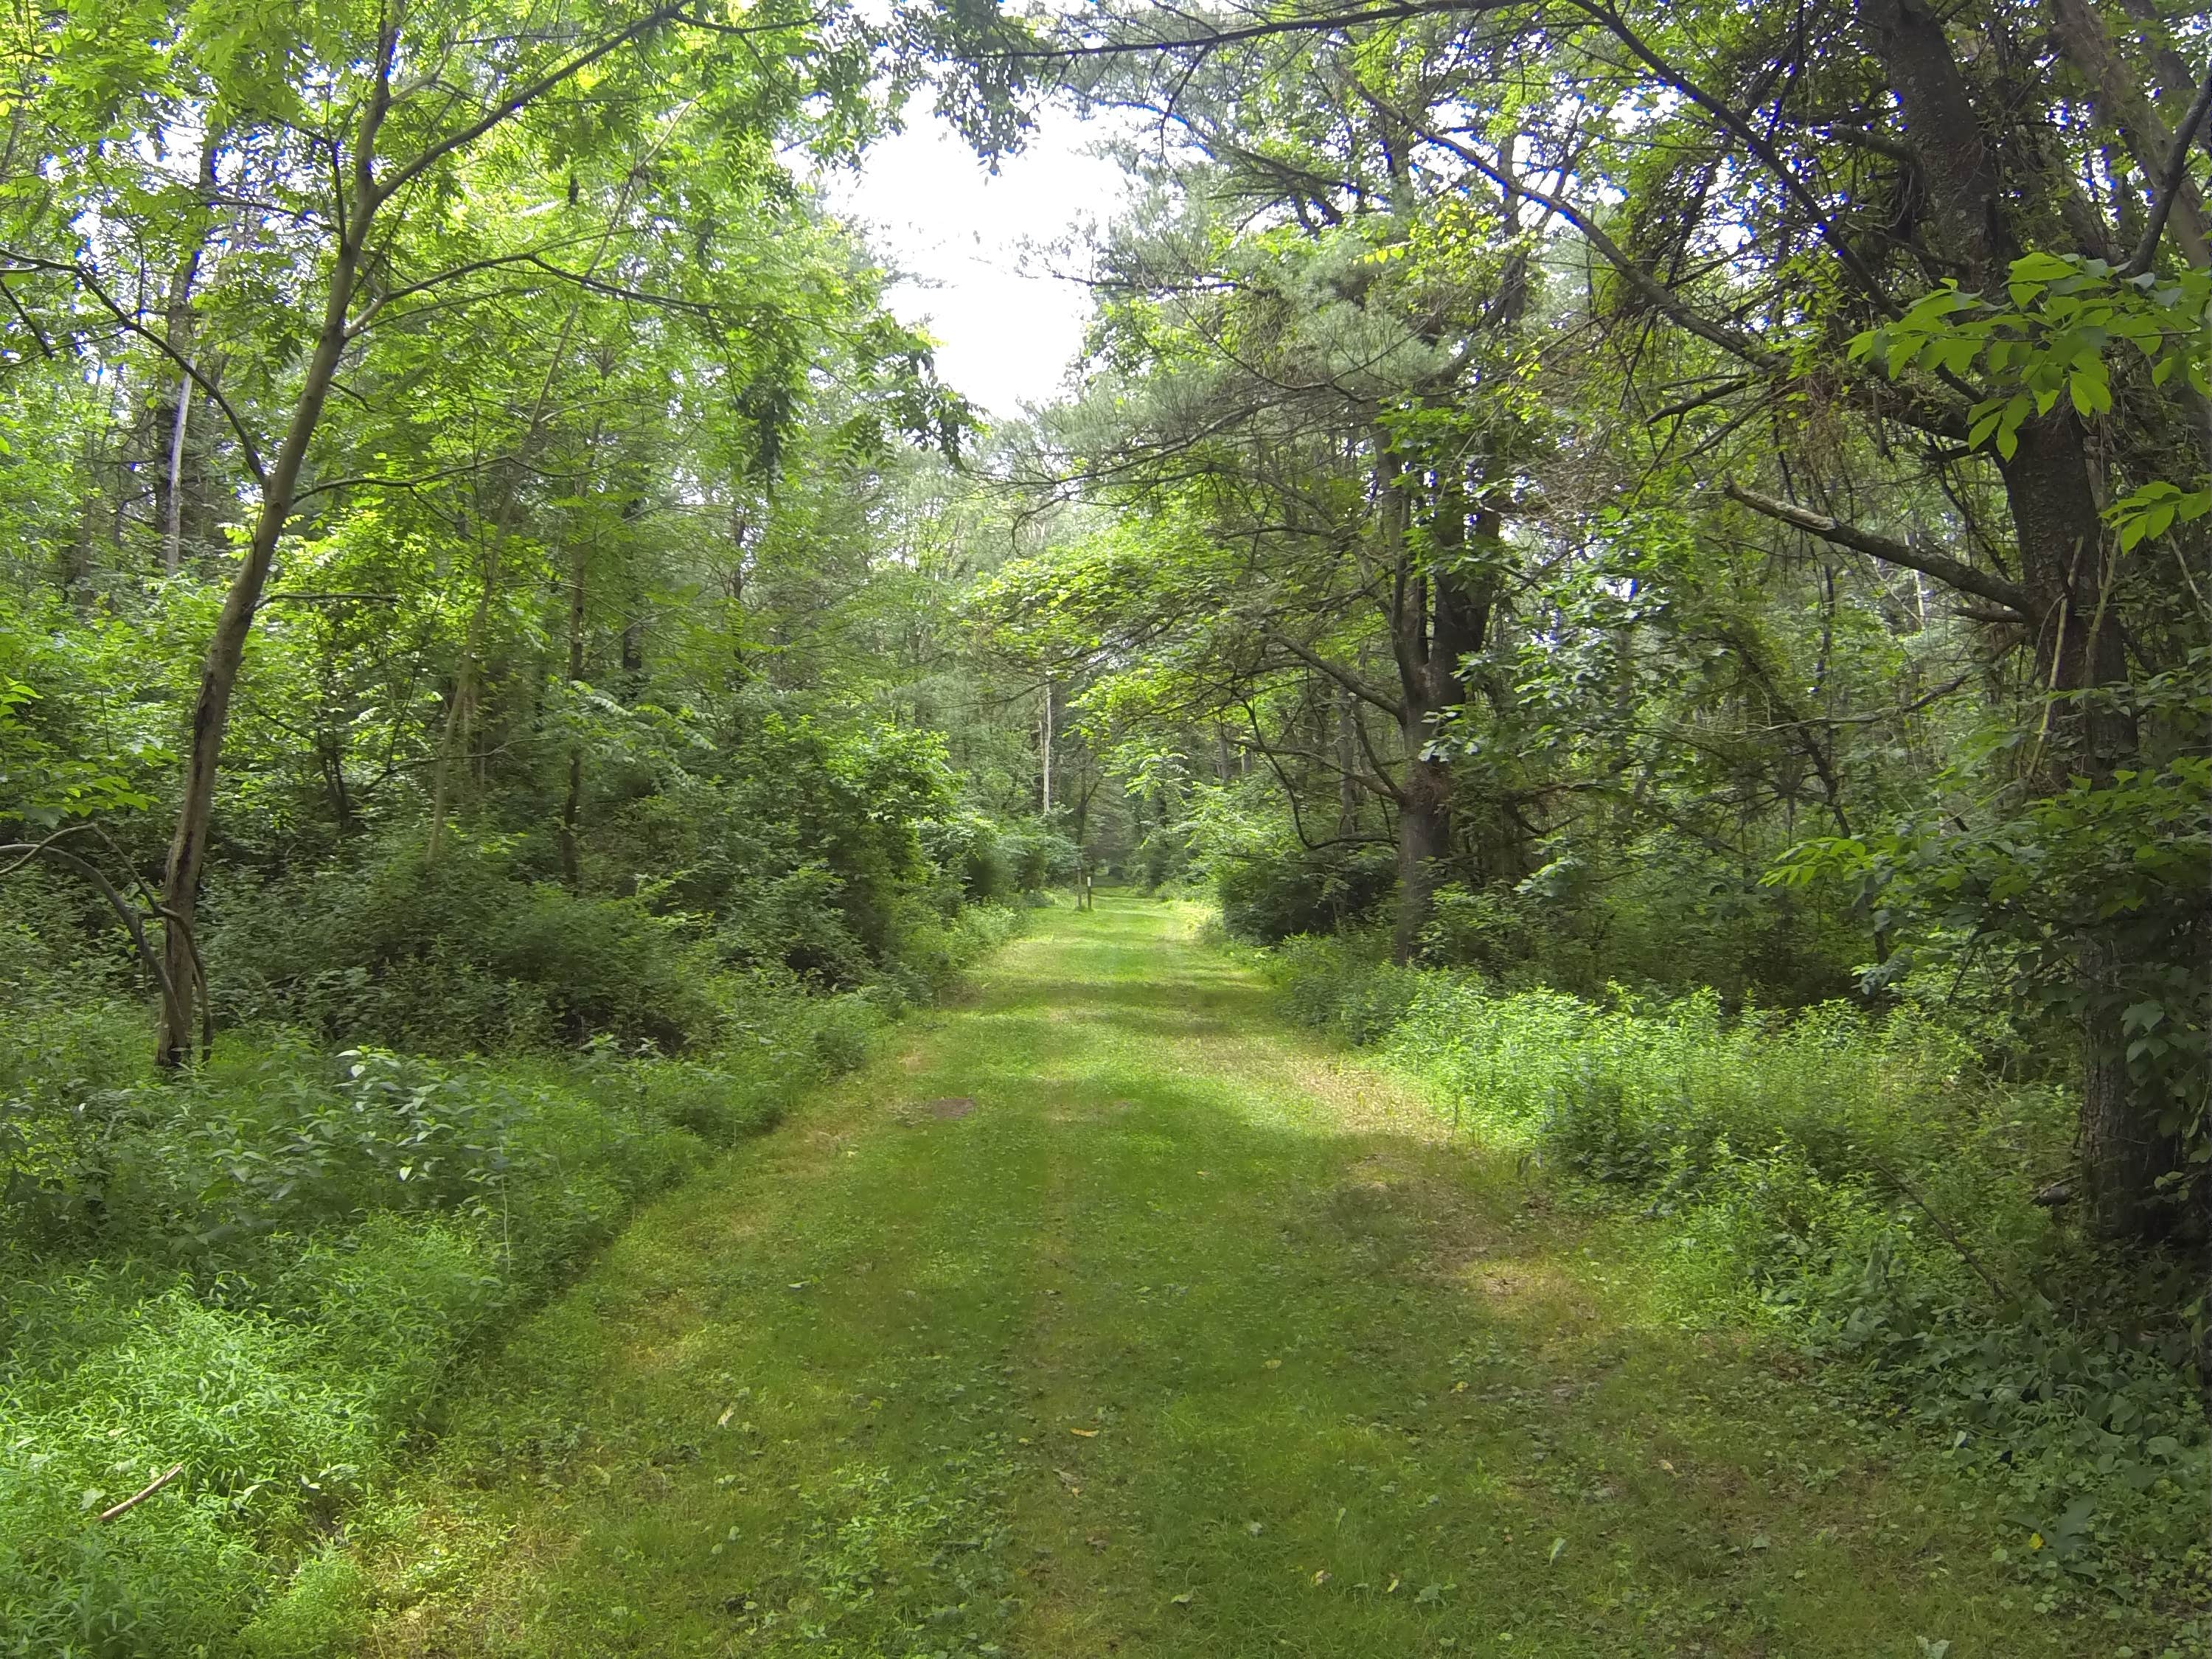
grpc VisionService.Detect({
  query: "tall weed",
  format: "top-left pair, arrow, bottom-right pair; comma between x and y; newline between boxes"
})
1266,934 -> 2209,1605
0,904 -> 1020,1652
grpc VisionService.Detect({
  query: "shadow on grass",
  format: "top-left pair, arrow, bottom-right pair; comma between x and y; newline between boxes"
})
355,899 -> 2109,1659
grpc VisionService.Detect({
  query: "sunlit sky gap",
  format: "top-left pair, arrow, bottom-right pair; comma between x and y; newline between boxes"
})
823,102 -> 1130,420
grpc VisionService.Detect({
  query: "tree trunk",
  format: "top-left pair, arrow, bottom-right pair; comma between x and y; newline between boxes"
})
1383,440 -> 1485,963
1393,748 -> 1450,961
154,72 -> 391,1068
557,535 -> 588,890
1336,685 -> 1361,835
1860,0 -> 2166,1234
2048,0 -> 2210,268
155,135 -> 221,577
64,419 -> 105,597
159,376 -> 192,577
319,728 -> 355,837
2078,936 -> 2177,1237
1040,674 -> 1054,815
2003,419 -> 2165,1231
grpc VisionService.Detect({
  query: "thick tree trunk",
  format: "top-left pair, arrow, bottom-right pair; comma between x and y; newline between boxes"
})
2078,937 -> 2178,1237
2002,419 -> 2165,1231
1860,0 -> 2166,1234
1393,749 -> 1450,961
1854,0 -> 2006,275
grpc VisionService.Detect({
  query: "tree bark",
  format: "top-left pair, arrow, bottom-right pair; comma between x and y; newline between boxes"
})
1336,685 -> 1362,835
154,62 -> 393,1068
2077,936 -> 2177,1237
1040,674 -> 1055,816
1383,442 -> 1486,962
557,532 -> 588,890
155,133 -> 223,576
2048,0 -> 2210,268
1857,0 -> 2166,1234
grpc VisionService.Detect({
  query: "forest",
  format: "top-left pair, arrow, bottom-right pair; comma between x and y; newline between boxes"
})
0,0 -> 2204,1653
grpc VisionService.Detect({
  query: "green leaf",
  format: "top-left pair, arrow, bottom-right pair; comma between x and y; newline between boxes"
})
2065,365 -> 2111,417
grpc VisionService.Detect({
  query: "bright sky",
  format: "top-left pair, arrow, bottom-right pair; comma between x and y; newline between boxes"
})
824,105 -> 1130,420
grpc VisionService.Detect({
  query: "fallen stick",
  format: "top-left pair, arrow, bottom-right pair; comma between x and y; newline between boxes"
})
97,1462 -> 184,1523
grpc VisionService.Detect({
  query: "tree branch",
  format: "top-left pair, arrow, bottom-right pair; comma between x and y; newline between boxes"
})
1383,108 -> 1790,372
2122,63 -> 2212,278
0,254 -> 268,483
0,836 -> 188,1048
1003,0 -> 1520,62
370,3 -> 695,207
1725,482 -> 2032,616
1263,629 -> 1405,720
1568,0 -> 1896,311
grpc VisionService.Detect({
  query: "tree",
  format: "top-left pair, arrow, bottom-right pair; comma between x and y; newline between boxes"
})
0,0 -> 878,1063
973,0 -> 2210,1236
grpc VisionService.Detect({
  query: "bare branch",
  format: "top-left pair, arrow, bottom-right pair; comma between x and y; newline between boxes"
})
0,253 -> 268,483
2122,63 -> 2212,278
1263,629 -> 1405,720
98,1463 -> 186,1523
1725,481 -> 2032,616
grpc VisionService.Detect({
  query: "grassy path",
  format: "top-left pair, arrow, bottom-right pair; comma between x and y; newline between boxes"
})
359,898 -> 2077,1658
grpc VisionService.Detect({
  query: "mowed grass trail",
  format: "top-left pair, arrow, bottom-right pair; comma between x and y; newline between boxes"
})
357,898 -> 2089,1658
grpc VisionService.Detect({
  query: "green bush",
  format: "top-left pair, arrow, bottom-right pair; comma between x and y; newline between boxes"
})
0,967 -> 960,1652
1217,844 -> 1395,945
204,836 -> 726,1053
1415,839 -> 1865,1008
0,771 -> 1031,1655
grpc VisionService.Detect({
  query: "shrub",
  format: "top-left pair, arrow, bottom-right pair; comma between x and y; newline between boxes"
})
1267,939 -> 2210,1595
204,835 -> 724,1052
0,816 -> 1029,1655
1217,845 -> 1395,945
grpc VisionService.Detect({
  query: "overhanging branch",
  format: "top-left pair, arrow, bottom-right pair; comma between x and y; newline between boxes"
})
1725,482 -> 2032,616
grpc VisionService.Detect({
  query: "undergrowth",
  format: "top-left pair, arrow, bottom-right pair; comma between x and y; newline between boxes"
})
0,901 -> 1022,1656
1265,932 -> 2210,1631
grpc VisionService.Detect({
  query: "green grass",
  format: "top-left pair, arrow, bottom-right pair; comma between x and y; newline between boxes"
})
342,897 -> 2189,1658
